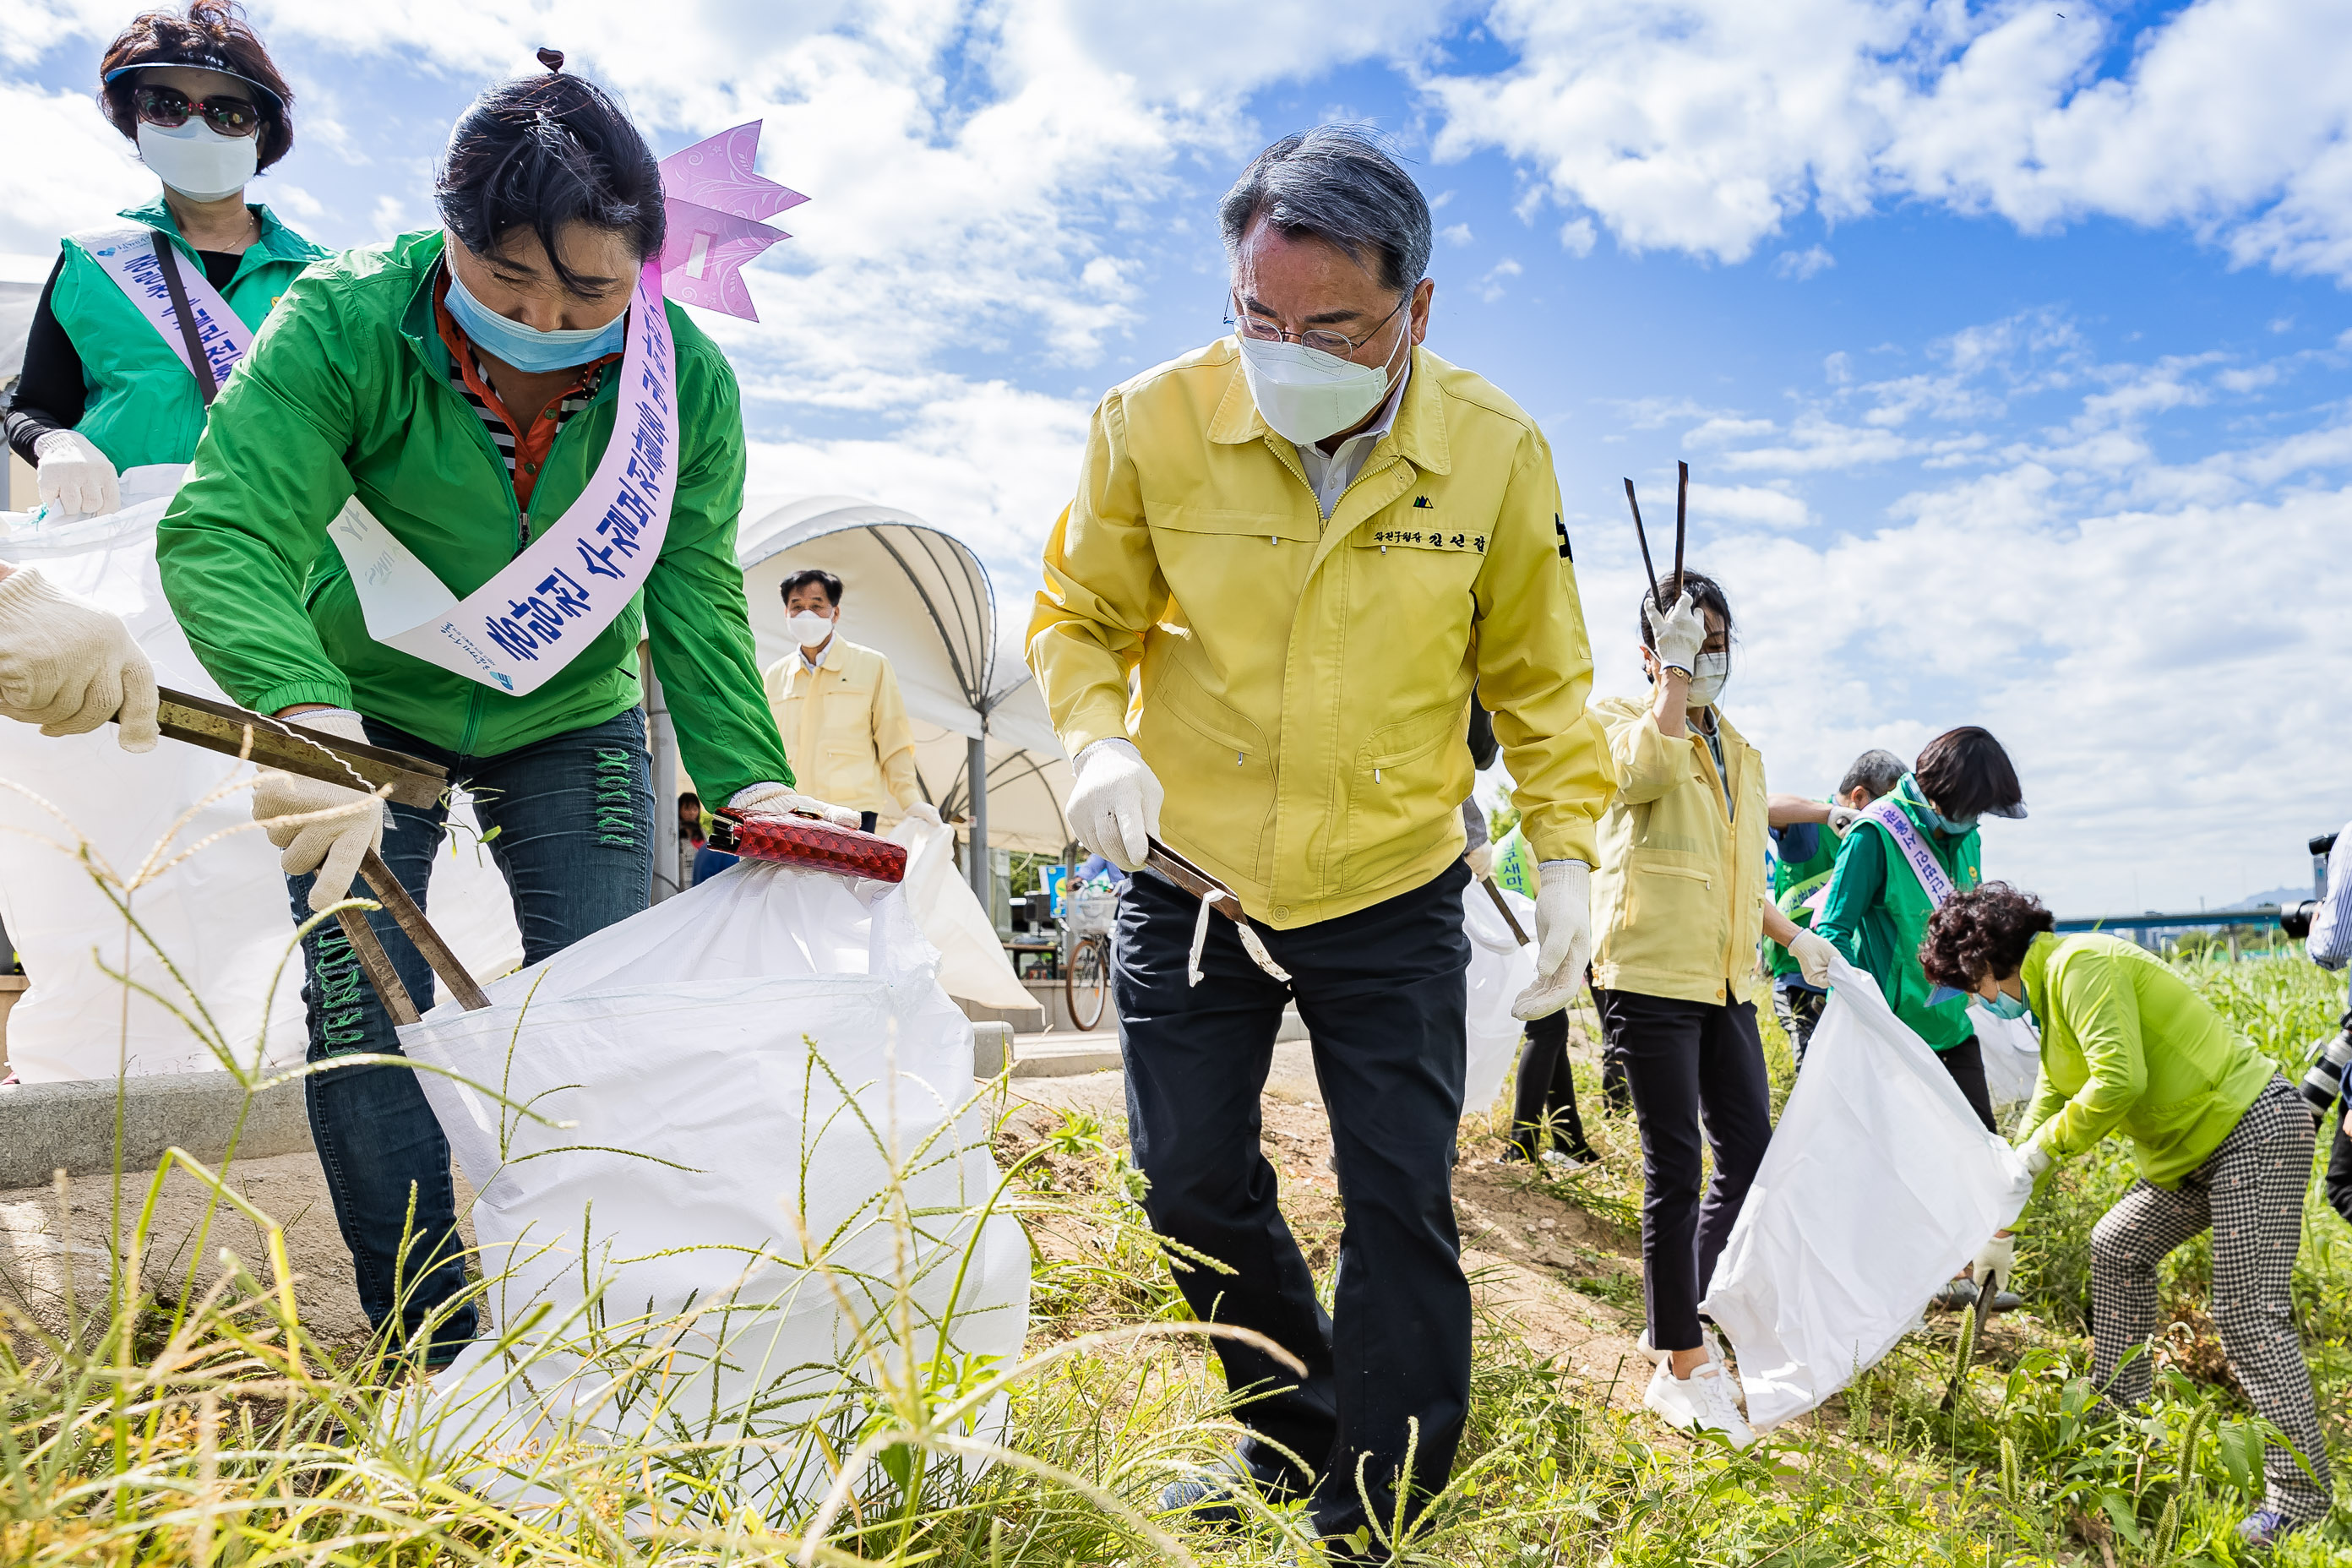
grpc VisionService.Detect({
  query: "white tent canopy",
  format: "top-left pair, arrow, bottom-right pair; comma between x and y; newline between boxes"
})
729,496 -> 1072,890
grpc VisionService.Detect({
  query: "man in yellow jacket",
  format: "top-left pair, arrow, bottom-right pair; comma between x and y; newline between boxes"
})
1027,127 -> 1610,1557
762,569 -> 940,826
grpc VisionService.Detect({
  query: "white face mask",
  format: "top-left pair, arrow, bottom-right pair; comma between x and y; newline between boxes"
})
1686,651 -> 1731,708
1234,322 -> 1406,446
787,609 -> 835,647
137,119 -> 257,203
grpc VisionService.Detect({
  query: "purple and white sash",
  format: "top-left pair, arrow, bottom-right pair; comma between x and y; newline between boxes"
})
74,226 -> 249,389
1859,795 -> 1956,908
324,259 -> 677,696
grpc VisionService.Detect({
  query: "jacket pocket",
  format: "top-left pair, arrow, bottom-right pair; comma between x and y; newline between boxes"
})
1139,656 -> 1277,886
1338,698 -> 1469,895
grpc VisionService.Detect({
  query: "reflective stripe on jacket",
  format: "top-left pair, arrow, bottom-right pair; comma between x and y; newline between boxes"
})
52,197 -> 325,469
155,229 -> 791,802
1026,337 -> 1609,929
761,637 -> 918,816
1587,697 -> 1771,1007
2019,931 -> 2274,1189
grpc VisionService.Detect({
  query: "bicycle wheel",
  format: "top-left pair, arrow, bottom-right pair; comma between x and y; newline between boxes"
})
1065,934 -> 1110,1032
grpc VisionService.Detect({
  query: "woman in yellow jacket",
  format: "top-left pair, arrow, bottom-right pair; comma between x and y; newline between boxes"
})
1588,569 -> 1835,1449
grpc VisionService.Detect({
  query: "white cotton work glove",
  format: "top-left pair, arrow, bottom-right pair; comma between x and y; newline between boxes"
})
253,709 -> 386,913
1787,928 -> 1837,988
1642,591 -> 1707,675
1068,738 -> 1163,873
0,566 -> 159,749
729,781 -> 861,829
1971,1231 -> 2016,1286
904,801 -> 943,827
1511,859 -> 1592,1020
2015,1132 -> 2055,1179
1465,841 -> 1494,879
1827,803 -> 1864,835
33,430 -> 121,519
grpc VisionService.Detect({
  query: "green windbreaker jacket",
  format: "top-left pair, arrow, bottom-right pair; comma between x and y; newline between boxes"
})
155,229 -> 791,802
2019,932 -> 2274,1189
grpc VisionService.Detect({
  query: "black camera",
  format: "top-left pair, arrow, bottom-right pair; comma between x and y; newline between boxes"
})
2284,900 -> 2321,941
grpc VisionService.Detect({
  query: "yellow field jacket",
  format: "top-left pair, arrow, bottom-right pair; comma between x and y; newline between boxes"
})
1026,338 -> 1610,929
760,637 -> 920,817
1588,697 -> 1771,1007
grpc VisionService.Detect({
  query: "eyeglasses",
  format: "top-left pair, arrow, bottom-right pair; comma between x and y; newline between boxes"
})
131,83 -> 264,139
1223,289 -> 1413,357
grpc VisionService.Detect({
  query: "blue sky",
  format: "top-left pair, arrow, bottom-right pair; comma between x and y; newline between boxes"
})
6,0 -> 2349,914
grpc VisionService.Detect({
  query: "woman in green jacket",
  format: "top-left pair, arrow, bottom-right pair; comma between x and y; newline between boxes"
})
1,0 -> 326,514
155,60 -> 836,1367
1814,726 -> 2025,1133
1924,885 -> 2329,1547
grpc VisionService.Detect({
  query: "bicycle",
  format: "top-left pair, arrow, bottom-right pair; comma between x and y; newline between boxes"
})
1062,885 -> 1119,1032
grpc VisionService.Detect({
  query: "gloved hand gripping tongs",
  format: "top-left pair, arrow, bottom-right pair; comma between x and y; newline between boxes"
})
121,687 -> 490,1021
1143,837 -> 1293,988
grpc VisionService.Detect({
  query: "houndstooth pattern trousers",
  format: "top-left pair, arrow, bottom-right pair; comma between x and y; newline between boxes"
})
2089,1075 -> 2333,1525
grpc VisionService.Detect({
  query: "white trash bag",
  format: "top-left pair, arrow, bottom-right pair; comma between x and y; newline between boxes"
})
0,465 -> 520,1080
399,858 -> 1031,1519
1972,1006 -> 2044,1113
1701,954 -> 2033,1431
885,813 -> 1035,1015
1462,880 -> 1538,1115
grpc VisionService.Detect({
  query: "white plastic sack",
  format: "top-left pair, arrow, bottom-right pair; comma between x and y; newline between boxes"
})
0,468 -> 520,1080
1462,879 -> 1538,1114
1700,954 -> 2034,1430
1972,1006 -> 2044,1113
400,858 -> 1030,1518
885,813 -> 1034,1013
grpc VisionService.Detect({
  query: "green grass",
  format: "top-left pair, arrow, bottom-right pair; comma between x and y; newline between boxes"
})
5,835 -> 2350,1566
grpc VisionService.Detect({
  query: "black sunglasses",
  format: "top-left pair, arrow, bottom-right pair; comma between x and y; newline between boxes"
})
131,83 -> 264,139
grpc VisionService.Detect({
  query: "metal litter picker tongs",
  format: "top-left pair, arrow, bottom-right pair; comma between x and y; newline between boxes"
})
1143,838 -> 1292,988
125,688 -> 493,1022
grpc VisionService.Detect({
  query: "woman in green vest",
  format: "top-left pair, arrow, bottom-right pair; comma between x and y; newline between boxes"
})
1813,725 -> 2024,1133
0,0 -> 325,515
1923,885 -> 2330,1548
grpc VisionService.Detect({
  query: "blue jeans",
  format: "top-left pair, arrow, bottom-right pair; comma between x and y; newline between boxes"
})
287,708 -> 654,1364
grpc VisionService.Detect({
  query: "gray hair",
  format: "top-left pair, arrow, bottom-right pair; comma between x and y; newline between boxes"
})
1838,749 -> 1908,802
1219,126 -> 1431,296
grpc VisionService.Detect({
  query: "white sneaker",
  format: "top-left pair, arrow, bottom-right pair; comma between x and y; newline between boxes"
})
1643,1360 -> 1754,1449
1636,1327 -> 1744,1403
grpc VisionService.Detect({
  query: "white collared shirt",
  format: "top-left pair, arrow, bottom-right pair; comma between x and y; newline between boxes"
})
1293,360 -> 1411,520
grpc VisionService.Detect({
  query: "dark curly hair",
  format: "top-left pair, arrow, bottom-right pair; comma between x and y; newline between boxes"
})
1921,882 -> 2055,990
98,0 -> 296,173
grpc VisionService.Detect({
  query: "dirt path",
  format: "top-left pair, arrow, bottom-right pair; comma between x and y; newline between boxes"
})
1009,1033 -> 1655,1413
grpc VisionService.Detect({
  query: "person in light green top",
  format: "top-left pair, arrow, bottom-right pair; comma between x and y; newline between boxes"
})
1923,885 -> 2328,1548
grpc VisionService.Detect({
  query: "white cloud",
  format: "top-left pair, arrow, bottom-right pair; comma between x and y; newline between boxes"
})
1440,221 -> 1474,246
1424,0 -> 2352,279
1773,244 -> 1833,280
1474,256 -> 1522,302
0,82 -> 153,261
1685,481 -> 1812,531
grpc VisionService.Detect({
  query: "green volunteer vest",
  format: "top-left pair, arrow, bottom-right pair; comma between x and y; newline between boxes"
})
49,197 -> 325,470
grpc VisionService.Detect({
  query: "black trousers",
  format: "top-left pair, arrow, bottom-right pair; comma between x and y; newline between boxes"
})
1936,1032 -> 1999,1133
1509,1010 -> 1592,1159
2326,1107 -> 2352,1228
1595,988 -> 1775,1353
1115,861 -> 1473,1542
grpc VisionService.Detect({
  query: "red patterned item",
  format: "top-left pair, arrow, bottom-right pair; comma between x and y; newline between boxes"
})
710,809 -> 908,884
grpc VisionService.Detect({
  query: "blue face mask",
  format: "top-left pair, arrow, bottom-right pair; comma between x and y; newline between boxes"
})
1925,803 -> 1979,837
1983,987 -> 2032,1021
444,264 -> 627,373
